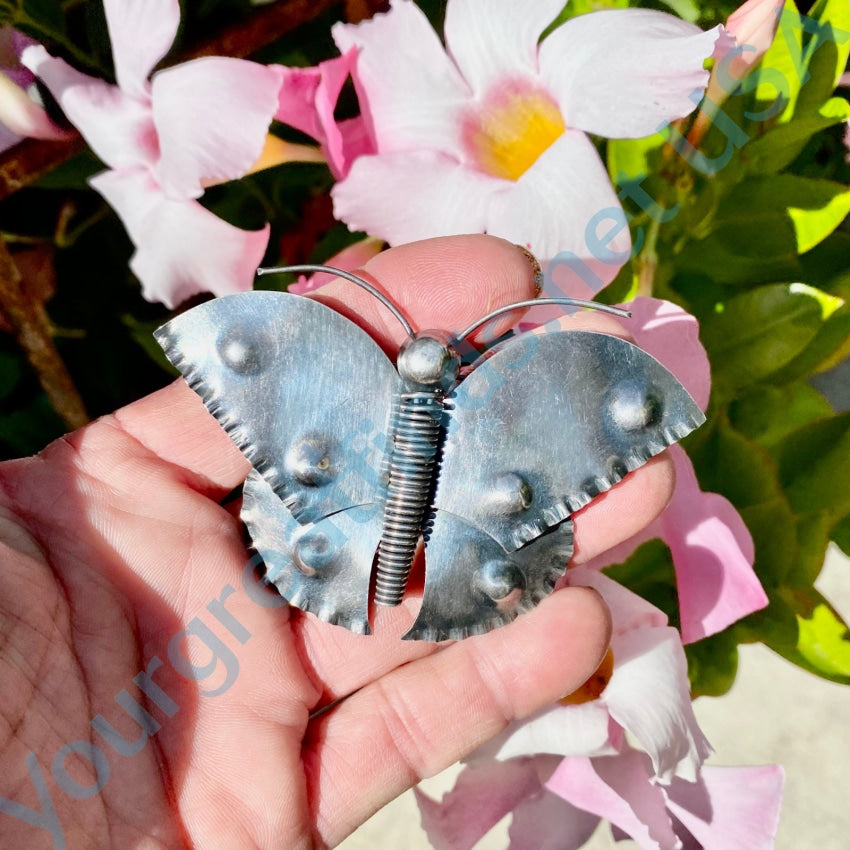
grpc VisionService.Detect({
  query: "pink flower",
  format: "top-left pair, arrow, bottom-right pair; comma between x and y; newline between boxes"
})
690,0 -> 782,143
22,0 -> 284,307
586,298 -> 767,644
274,50 -> 375,179
0,28 -> 69,152
417,754 -> 783,850
475,568 -> 711,784
328,0 -> 725,290
722,0 -> 783,81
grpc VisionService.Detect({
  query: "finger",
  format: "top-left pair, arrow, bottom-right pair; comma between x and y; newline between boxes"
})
109,235 -> 540,494
310,234 -> 541,351
304,586 -> 611,846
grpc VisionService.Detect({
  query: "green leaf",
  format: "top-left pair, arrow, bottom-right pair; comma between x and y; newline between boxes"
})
750,1 -> 804,121
729,382 -> 833,447
658,0 -> 700,23
794,0 -> 850,117
542,0 -> 628,36
768,411 -> 850,517
832,515 -> 850,555
791,510 -> 835,586
686,628 -> 739,698
719,176 -> 850,253
607,133 -> 666,183
768,587 -> 850,683
700,284 -> 825,398
603,539 -> 679,628
675,175 -> 850,283
739,499 -> 798,588
768,297 -> 850,384
772,412 -> 850,503
689,418 -> 783,508
743,96 -> 850,175
34,152 -> 104,191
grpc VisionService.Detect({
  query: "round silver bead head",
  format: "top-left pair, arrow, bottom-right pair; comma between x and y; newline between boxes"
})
397,333 -> 460,389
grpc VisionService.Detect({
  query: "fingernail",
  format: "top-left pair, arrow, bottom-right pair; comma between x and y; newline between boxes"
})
515,244 -> 543,296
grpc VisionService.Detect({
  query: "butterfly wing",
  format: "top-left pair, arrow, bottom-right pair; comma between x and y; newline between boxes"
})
242,470 -> 382,634
409,329 -> 705,640
405,512 -> 574,641
155,291 -> 399,522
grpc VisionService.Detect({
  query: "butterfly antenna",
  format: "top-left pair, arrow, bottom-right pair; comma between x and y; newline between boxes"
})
453,298 -> 631,344
256,264 -> 415,338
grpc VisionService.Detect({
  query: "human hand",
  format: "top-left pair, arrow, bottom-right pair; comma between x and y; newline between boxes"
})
0,235 -> 673,849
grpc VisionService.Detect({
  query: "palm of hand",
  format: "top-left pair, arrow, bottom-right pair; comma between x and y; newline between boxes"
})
0,238 -> 669,849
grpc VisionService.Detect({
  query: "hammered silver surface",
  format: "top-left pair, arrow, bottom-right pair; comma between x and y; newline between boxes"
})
404,511 -> 574,641
155,291 -> 399,524
242,470 -> 382,634
435,330 -> 706,552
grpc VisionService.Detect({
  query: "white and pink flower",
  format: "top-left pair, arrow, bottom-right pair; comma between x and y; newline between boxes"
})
326,0 -> 727,291
417,749 -> 784,850
23,0 -> 283,306
416,569 -> 783,849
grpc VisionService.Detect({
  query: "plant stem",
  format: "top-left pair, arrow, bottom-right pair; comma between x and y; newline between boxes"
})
0,236 -> 88,429
635,217 -> 662,298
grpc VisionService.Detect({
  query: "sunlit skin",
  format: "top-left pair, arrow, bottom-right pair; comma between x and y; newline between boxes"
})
0,236 -> 674,849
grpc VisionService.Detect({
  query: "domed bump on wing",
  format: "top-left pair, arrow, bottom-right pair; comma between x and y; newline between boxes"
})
241,470 -> 382,634
605,378 -> 662,432
434,330 -> 705,552
154,291 -> 400,522
472,560 -> 526,613
402,510 -> 574,642
285,435 -> 338,488
488,472 -> 534,515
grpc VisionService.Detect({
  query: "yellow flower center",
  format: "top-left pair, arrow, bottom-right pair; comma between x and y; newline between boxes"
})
559,649 -> 615,705
461,80 -> 565,181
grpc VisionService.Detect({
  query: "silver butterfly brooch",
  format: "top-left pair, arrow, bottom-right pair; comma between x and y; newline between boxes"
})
155,264 -> 705,642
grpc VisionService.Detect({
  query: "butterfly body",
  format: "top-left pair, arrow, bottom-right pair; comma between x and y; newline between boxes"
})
156,288 -> 704,641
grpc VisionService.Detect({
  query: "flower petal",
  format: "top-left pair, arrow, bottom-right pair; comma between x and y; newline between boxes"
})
567,567 -> 668,634
332,1 -> 470,155
666,764 -> 784,850
539,10 -> 723,138
22,45 -> 157,169
331,149 -> 499,246
546,752 -> 680,850
443,0 -> 564,96
486,128 -> 630,268
603,624 -> 712,782
0,72 -> 69,140
415,759 -> 543,850
91,168 -> 268,307
622,298 -> 711,412
509,782 -> 600,850
275,50 -> 372,178
103,0 -> 179,98
661,447 -> 764,644
152,58 -> 284,199
725,0 -> 783,78
471,700 -> 615,763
